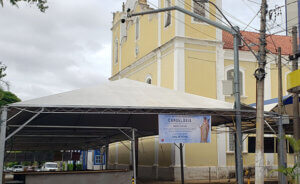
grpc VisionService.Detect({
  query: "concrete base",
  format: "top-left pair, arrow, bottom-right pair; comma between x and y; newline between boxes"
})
23,171 -> 132,184
105,164 -> 280,181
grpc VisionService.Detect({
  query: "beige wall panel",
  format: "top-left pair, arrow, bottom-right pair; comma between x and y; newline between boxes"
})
108,143 -> 116,164
185,134 -> 218,166
118,141 -> 130,165
185,50 -> 216,99
287,154 -> 295,165
127,58 -> 158,85
161,52 -> 174,89
158,143 -> 172,167
271,65 -> 279,99
138,136 -> 155,166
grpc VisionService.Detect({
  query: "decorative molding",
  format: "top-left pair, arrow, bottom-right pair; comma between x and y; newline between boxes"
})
174,37 -> 185,92
157,50 -> 162,87
216,44 -> 225,101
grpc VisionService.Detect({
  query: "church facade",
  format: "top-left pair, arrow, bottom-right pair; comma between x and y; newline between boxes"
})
109,0 -> 294,180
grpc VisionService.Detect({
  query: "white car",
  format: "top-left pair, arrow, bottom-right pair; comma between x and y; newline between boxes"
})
42,162 -> 58,172
12,165 -> 24,172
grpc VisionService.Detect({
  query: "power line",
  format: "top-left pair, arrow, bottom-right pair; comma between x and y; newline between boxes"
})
177,0 -> 230,27
147,1 -> 217,40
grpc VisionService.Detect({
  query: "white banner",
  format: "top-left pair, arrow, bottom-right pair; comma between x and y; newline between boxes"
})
158,115 -> 211,143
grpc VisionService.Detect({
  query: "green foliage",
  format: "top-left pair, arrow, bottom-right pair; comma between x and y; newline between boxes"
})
67,163 -> 73,171
0,0 -> 48,12
6,162 -> 18,168
76,164 -> 83,171
22,161 -> 31,166
62,162 -> 66,171
0,89 -> 21,107
273,136 -> 300,183
0,63 -> 7,80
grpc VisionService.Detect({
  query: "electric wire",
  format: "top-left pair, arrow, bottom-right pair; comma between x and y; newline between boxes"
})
147,1 -> 217,40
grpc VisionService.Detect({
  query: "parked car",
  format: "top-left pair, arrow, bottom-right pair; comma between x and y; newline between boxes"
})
42,162 -> 58,171
25,166 -> 34,172
12,165 -> 24,172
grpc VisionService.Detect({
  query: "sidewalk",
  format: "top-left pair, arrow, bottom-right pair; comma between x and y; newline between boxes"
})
138,178 -> 278,184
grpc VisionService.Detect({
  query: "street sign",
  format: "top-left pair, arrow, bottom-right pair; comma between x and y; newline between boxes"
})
158,115 -> 211,143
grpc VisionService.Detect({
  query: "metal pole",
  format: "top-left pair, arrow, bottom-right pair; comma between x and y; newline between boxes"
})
277,47 -> 287,184
179,143 -> 184,184
255,1 -> 267,183
105,138 -> 109,170
233,27 -> 244,184
0,108 -> 7,184
292,26 -> 300,184
292,26 -> 299,140
6,109 -> 42,141
132,129 -> 136,184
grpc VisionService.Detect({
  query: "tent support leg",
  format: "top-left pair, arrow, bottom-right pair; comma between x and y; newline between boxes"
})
132,129 -> 136,184
0,108 -> 7,184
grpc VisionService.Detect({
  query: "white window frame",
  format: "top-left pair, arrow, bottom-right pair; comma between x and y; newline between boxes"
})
226,128 -> 247,153
164,0 -> 172,28
114,39 -> 118,65
191,0 -> 209,24
135,17 -> 140,41
95,155 -> 101,164
145,74 -> 152,84
224,65 -> 246,97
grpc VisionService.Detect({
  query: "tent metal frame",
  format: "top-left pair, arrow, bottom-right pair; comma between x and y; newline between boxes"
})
0,107 -> 138,183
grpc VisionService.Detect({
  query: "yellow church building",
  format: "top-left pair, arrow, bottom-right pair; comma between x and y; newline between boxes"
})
108,0 -> 294,180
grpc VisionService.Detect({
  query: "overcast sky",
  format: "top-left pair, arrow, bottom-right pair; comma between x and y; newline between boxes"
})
0,0 -> 286,101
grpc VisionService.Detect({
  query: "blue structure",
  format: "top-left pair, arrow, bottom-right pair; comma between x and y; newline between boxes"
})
249,95 -> 298,108
94,150 -> 106,165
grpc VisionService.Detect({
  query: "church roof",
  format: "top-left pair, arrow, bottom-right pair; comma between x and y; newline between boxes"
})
223,31 -> 293,56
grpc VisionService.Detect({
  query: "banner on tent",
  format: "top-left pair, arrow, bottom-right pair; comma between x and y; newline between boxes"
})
158,115 -> 211,144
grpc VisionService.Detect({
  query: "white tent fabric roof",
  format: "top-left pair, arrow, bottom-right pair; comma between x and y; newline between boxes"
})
11,78 -> 234,110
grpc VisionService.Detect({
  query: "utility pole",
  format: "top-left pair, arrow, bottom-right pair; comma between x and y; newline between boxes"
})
255,0 -> 267,183
292,26 -> 299,140
291,26 -> 300,183
277,47 -> 287,184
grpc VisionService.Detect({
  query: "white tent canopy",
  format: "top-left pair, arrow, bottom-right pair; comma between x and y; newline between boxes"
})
12,78 -> 233,110
5,79 -> 257,151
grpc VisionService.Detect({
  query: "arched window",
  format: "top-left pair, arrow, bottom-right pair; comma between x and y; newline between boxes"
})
226,69 -> 244,96
145,75 -> 152,84
192,0 -> 208,23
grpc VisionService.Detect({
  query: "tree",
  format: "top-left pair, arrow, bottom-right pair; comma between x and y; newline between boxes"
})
274,136 -> 300,184
0,0 -> 48,12
0,62 -> 21,106
0,90 -> 20,106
